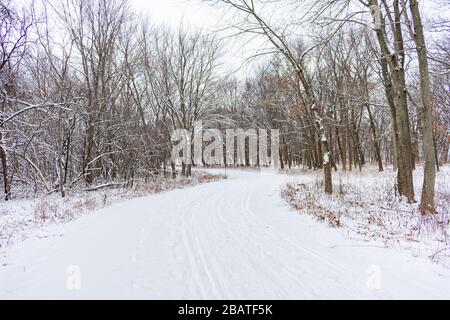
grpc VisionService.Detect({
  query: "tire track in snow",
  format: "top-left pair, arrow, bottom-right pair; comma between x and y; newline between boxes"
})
2,170 -> 450,299
180,199 -> 222,298
247,180 -> 380,297
208,181 -> 294,298
241,177 -> 402,299
191,197 -> 233,299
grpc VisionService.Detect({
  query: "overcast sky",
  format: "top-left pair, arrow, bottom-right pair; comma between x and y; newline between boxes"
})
129,0 -> 221,30
129,0 -> 449,32
128,0 -> 274,78
13,0 -> 446,79
128,0 -> 449,78
131,0 -> 271,79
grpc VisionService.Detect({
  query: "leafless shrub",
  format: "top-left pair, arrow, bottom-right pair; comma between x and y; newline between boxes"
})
281,183 -> 341,228
33,199 -> 59,222
281,168 -> 450,266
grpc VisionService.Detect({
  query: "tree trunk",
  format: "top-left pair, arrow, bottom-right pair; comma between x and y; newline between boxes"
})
171,161 -> 176,179
366,105 -> 384,171
0,142 -> 10,201
186,164 -> 192,178
181,162 -> 186,177
0,99 -> 11,200
370,0 -> 414,202
440,135 -> 449,165
409,0 -> 436,213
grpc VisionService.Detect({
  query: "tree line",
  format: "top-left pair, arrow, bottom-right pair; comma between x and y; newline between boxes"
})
0,0 -> 449,215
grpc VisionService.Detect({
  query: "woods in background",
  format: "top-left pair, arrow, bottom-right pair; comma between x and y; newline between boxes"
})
0,0 -> 449,215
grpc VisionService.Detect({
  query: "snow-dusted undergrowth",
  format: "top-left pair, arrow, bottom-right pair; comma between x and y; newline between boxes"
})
281,165 -> 450,267
0,171 -> 226,253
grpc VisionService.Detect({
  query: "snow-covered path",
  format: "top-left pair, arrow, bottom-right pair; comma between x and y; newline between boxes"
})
1,169 -> 449,299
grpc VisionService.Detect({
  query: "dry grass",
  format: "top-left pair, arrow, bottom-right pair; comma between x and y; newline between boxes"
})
281,183 -> 341,228
280,165 -> 450,266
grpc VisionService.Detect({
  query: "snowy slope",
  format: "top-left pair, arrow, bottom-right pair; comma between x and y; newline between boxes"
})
0,169 -> 449,299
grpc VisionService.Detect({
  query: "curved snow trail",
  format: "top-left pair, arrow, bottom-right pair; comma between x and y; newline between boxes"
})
1,169 -> 449,299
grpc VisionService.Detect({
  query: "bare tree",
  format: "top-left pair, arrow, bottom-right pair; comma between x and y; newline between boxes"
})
0,0 -> 35,200
403,0 -> 437,213
149,28 -> 221,177
211,0 -> 333,193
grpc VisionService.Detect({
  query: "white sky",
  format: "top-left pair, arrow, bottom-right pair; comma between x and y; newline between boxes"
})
13,0 -> 448,78
128,0 -> 449,78
129,0 -> 449,31
129,0 -> 222,31
129,0 -> 271,78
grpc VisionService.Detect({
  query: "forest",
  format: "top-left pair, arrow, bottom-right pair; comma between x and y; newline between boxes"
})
1,0 -> 449,212
0,0 -> 449,300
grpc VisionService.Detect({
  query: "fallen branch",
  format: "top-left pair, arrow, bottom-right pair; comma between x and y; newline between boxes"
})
430,246 -> 450,260
85,182 -> 127,192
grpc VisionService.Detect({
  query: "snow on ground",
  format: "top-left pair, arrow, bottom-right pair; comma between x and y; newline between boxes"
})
0,168 -> 450,299
0,171 -> 224,258
281,165 -> 450,267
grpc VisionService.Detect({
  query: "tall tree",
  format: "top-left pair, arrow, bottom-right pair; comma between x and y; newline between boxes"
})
404,0 -> 436,213
212,0 -> 333,193
0,0 -> 35,200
